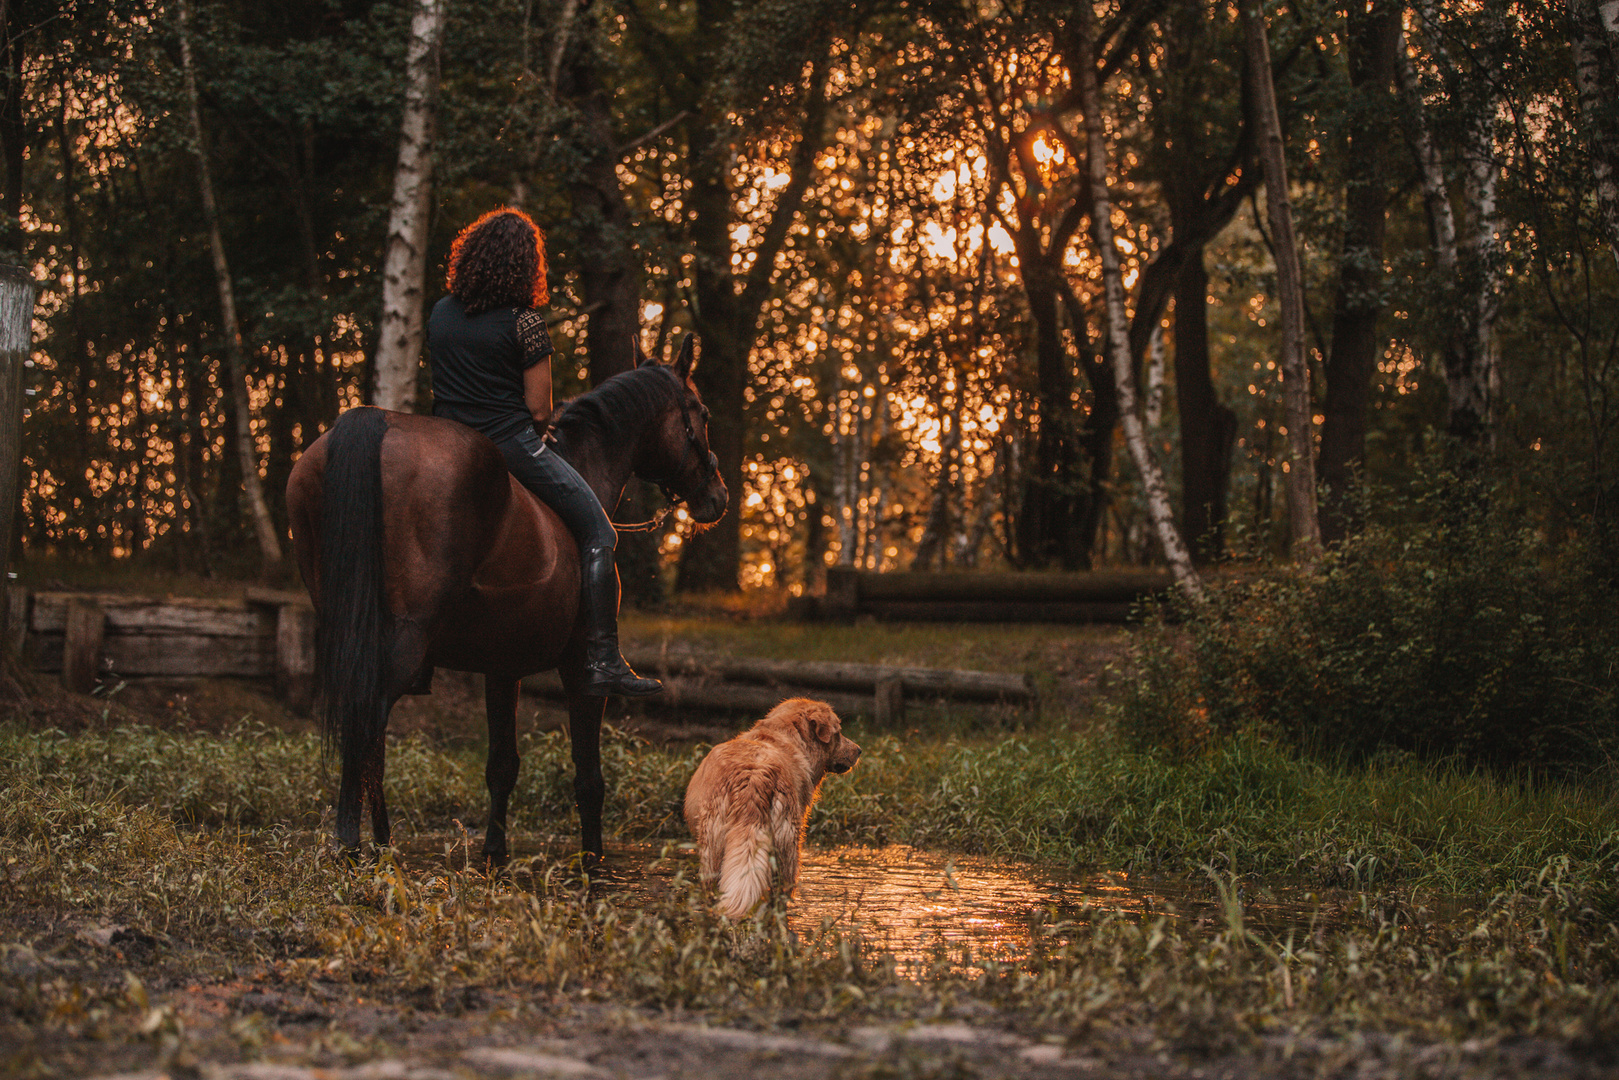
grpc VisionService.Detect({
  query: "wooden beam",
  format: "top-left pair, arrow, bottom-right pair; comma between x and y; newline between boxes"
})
624,652 -> 1035,703
61,599 -> 105,693
521,672 -> 877,719
851,569 -> 1173,604
275,603 -> 316,711
31,592 -> 269,636
861,600 -> 1135,625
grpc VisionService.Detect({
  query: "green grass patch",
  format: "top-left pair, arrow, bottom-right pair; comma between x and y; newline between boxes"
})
6,720 -> 1615,898
3,746 -> 1617,1047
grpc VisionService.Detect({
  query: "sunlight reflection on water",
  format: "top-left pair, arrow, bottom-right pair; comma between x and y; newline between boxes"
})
399,834 -> 1346,972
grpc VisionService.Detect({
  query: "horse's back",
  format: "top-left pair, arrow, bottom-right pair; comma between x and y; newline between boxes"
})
288,408 -> 579,678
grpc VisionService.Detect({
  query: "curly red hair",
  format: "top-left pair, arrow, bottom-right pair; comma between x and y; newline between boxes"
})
446,207 -> 550,314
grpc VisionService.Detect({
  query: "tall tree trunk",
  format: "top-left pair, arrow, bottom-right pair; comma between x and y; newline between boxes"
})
1570,0 -> 1619,269
558,0 -> 643,384
676,110 -> 750,591
371,0 -> 444,414
1318,0 -> 1401,544
554,2 -> 661,604
1458,114 -> 1502,450
1015,263 -> 1089,569
1174,252 -> 1238,562
177,0 -> 282,566
1242,0 -> 1320,560
1077,25 -> 1204,605
1400,28 -> 1501,448
676,37 -> 829,592
0,0 -> 25,256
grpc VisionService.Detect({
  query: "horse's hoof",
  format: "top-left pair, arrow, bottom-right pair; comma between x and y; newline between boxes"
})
481,845 -> 509,869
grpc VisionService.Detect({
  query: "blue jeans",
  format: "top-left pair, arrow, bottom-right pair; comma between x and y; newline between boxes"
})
495,427 -> 617,553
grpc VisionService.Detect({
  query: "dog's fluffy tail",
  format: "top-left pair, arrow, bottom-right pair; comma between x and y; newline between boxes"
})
715,819 -> 772,919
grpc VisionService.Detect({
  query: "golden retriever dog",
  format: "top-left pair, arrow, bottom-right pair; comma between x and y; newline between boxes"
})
683,698 -> 862,918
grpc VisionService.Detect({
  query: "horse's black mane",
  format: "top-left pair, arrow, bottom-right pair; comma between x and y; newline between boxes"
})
548,364 -> 682,454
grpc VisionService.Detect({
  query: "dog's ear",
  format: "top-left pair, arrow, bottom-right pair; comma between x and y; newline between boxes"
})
811,705 -> 841,744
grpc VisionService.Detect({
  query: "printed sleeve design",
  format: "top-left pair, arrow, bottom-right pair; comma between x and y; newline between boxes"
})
516,308 -> 555,368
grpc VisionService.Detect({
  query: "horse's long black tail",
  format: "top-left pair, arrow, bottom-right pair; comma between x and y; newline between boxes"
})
314,407 -> 391,809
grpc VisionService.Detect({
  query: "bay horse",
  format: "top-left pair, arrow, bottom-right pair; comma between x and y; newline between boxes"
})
286,335 -> 726,862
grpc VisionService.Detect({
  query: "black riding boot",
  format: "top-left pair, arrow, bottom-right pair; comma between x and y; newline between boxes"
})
580,546 -> 662,697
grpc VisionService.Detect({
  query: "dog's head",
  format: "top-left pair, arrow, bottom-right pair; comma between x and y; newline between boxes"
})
770,698 -> 861,775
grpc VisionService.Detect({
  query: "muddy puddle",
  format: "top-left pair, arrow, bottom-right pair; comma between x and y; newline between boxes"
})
396,834 -> 1353,971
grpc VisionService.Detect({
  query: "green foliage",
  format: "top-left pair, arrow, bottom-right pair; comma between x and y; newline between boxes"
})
1120,472 -> 1619,773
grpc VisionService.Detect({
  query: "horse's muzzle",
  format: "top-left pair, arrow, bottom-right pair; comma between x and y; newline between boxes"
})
690,477 -> 729,524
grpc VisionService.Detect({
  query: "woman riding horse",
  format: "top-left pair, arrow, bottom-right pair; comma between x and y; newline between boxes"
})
288,216 -> 725,860
427,208 -> 658,698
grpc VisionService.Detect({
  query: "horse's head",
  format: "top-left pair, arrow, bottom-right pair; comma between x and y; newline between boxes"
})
636,334 -> 728,524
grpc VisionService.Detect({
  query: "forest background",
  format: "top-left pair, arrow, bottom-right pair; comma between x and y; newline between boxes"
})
6,0 -> 1618,602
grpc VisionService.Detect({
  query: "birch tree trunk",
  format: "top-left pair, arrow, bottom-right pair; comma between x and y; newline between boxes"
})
177,0 -> 282,566
0,264 -> 33,651
1461,118 -> 1502,448
372,0 -> 445,413
1570,0 -> 1619,269
1075,27 -> 1205,606
1397,33 -> 1500,446
1242,0 -> 1321,560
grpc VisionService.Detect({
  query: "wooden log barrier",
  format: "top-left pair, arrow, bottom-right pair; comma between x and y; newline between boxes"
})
247,588 -> 317,712
61,598 -> 105,694
820,567 -> 1174,623
22,589 -> 319,711
523,651 -> 1034,722
28,592 -> 276,678
624,652 -> 1036,704
520,670 -> 879,719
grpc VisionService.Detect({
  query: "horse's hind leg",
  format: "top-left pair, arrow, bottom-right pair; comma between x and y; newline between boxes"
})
357,625 -> 427,853
364,728 -> 391,848
560,657 -> 608,860
335,730 -> 369,853
483,676 -> 522,866
336,704 -> 394,854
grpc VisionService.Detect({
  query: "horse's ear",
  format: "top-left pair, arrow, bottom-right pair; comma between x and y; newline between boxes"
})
674,333 -> 698,380
633,335 -> 653,367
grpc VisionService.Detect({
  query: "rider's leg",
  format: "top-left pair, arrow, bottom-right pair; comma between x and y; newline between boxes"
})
496,428 -> 661,697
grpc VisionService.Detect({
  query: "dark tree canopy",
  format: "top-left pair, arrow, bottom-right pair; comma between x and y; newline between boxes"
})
8,0 -> 1616,589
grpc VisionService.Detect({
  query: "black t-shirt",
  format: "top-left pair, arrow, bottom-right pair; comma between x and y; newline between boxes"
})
426,295 -> 555,444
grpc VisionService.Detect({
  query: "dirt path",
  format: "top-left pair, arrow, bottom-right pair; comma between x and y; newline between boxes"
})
23,978 -> 1613,1080
5,907 -> 1610,1080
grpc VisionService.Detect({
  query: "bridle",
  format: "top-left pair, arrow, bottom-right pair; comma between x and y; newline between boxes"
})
614,390 -> 720,533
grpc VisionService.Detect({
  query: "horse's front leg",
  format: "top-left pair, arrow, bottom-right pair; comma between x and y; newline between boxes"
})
559,656 -> 608,860
483,676 -> 522,866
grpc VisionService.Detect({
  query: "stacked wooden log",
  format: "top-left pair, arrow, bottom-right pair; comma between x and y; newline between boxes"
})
818,567 -> 1174,623
13,585 -> 1040,724
523,651 -> 1037,723
14,587 -> 316,706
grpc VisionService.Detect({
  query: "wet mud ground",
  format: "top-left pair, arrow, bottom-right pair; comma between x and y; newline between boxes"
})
4,634 -> 1615,1079
6,836 -> 1611,1080
396,836 -> 1366,972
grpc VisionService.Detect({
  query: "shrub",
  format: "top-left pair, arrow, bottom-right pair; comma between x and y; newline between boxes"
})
1120,469 -> 1619,773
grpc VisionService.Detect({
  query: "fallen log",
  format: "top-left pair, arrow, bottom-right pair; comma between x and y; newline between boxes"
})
30,628 -> 276,678
31,591 -> 270,636
623,652 -> 1035,703
521,671 -> 878,719
859,600 -> 1135,625
849,568 -> 1173,604
820,567 -> 1175,621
